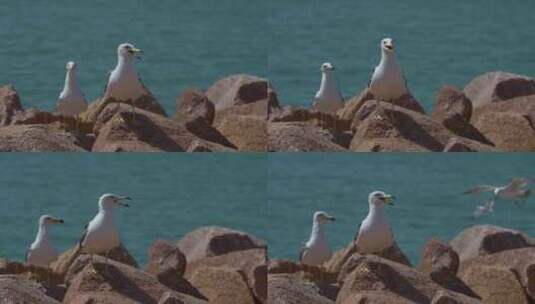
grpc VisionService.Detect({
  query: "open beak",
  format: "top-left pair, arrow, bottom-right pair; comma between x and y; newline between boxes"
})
117,196 -> 132,207
383,194 -> 395,205
52,218 -> 64,224
131,48 -> 143,60
384,44 -> 394,51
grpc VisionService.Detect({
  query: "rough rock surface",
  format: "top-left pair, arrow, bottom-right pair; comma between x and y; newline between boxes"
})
189,267 -> 255,304
271,106 -> 351,133
268,122 -> 346,152
268,273 -> 334,304
268,259 -> 303,274
216,114 -> 267,151
0,125 -> 85,152
450,225 -> 534,262
174,88 -> 215,125
419,239 -> 460,275
177,226 -> 267,263
432,86 -> 473,121
0,85 -> 24,126
463,71 -> 535,108
82,95 -> 167,126
0,275 -> 60,304
431,290 -> 482,304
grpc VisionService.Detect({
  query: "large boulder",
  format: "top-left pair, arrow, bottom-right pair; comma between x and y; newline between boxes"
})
470,95 -> 535,151
81,95 -> 167,125
0,125 -> 86,152
0,85 -> 24,126
215,114 -> 267,151
174,88 -> 215,125
183,116 -> 236,149
349,101 -> 494,152
335,254 -> 475,304
185,248 -> 267,302
268,122 -> 346,152
450,225 -> 534,262
418,239 -> 459,275
63,255 -> 205,304
268,259 -> 303,274
91,108 -> 231,152
188,267 -> 255,304
432,86 -> 472,121
0,275 -> 60,304
268,274 -> 334,304
271,106 -> 351,133
463,71 -> 535,108
177,226 -> 267,263
458,247 -> 535,302
431,290 -> 482,304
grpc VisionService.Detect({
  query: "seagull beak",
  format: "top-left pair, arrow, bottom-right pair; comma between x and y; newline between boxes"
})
383,194 -> 395,205
117,196 -> 131,207
53,218 -> 64,224
327,216 -> 336,221
131,48 -> 143,60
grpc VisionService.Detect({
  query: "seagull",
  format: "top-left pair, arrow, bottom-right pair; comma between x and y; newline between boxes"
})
26,215 -> 64,267
368,38 -> 408,106
354,191 -> 396,254
79,194 -> 131,263
56,61 -> 88,118
463,178 -> 533,205
473,200 -> 495,218
312,62 -> 344,114
299,211 -> 335,266
104,43 -> 148,116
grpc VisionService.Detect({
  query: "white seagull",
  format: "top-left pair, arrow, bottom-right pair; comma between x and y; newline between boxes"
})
463,177 -> 533,204
79,194 -> 131,260
368,38 -> 408,103
26,215 -> 64,267
104,43 -> 148,113
299,211 -> 335,266
313,62 -> 344,113
56,61 -> 88,117
354,191 -> 396,254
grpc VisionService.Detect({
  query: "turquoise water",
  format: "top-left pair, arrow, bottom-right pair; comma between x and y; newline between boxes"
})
0,154 -> 267,265
0,1 -> 267,114
268,154 -> 535,263
268,0 -> 535,111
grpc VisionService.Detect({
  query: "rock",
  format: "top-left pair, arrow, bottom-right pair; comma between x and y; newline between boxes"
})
450,225 -> 534,262
335,254 -> 473,304
186,140 -> 215,152
81,95 -> 167,126
0,85 -> 24,126
177,226 -> 267,263
215,114 -> 266,151
428,267 -> 480,299
271,106 -> 351,133
337,89 -> 374,122
432,86 -> 473,121
91,108 -> 231,152
0,259 -> 63,286
349,101 -> 494,152
268,274 -> 334,304
53,244 -> 137,281
183,116 -> 236,149
431,290 -> 483,304
460,265 -> 528,304
268,122 -> 346,152
435,112 -> 493,146
268,259 -> 302,274
145,239 -> 187,282
419,239 -> 460,275
188,267 -> 255,304
63,255 -> 203,304
185,248 -> 267,302
159,291 -> 208,304
458,247 -> 535,302
327,242 -> 411,279
174,88 -> 215,125
463,71 -> 535,108
0,125 -> 85,152
470,95 -> 535,151
443,138 -> 487,152
0,275 -> 60,304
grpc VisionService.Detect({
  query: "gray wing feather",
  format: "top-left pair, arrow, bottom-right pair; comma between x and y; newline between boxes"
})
78,223 -> 89,247
463,185 -> 497,194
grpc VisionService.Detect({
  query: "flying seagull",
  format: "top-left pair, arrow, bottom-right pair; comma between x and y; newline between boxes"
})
56,61 -> 88,118
26,215 -> 64,267
368,38 -> 408,106
354,191 -> 396,254
104,43 -> 148,117
473,200 -> 495,218
463,177 -> 533,204
313,62 -> 344,114
79,194 -> 131,263
299,211 -> 335,266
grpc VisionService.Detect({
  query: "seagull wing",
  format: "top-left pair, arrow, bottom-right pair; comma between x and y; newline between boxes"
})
25,246 -> 30,262
78,223 -> 89,248
102,71 -> 112,96
368,68 -> 376,88
509,178 -> 529,190
463,185 -> 497,194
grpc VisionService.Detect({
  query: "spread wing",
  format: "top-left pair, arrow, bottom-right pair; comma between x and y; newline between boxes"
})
509,178 -> 530,190
463,185 -> 497,195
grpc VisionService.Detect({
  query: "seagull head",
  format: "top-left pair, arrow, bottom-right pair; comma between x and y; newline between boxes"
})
117,43 -> 143,60
381,38 -> 395,53
99,193 -> 132,209
66,61 -> 77,71
369,191 -> 395,206
313,211 -> 336,224
320,62 -> 335,73
39,214 -> 64,227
